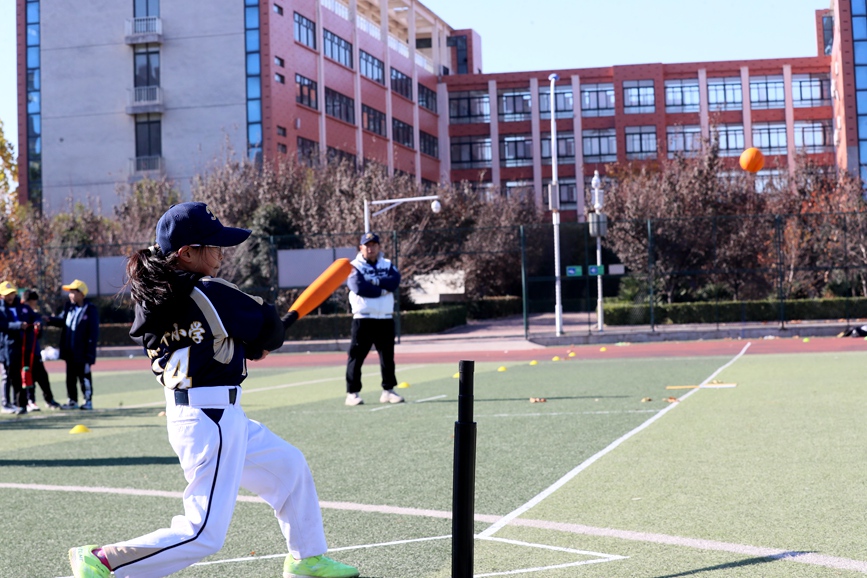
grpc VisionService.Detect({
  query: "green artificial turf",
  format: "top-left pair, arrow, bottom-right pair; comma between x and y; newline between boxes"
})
3,350 -> 867,576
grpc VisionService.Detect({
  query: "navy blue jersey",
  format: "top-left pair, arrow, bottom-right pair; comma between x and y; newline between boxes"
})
130,272 -> 284,390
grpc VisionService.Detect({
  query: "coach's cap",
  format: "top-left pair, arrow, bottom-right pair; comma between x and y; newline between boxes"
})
0,281 -> 17,296
360,231 -> 380,245
156,202 -> 252,254
62,279 -> 89,297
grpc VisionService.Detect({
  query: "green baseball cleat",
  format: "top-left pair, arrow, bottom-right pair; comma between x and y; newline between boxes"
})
283,554 -> 359,578
68,545 -> 111,578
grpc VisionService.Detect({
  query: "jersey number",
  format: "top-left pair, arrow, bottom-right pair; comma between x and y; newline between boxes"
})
163,347 -> 192,390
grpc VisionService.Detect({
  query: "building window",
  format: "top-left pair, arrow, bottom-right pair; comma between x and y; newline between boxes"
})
419,83 -> 438,113
392,118 -> 414,148
582,128 -> 617,163
544,178 -> 578,207
539,86 -> 573,119
666,125 -> 702,158
275,56 -> 285,67
361,104 -> 386,136
135,113 -> 162,159
277,125 -> 287,136
664,79 -> 699,113
450,135 -> 492,168
498,90 -> 532,122
295,74 -> 317,109
750,75 -> 785,109
324,29 -> 352,68
794,120 -> 833,153
752,123 -> 787,155
623,80 -> 655,114
360,50 -> 385,84
500,134 -> 534,167
792,73 -> 832,107
713,124 -> 744,156
708,77 -> 742,111
449,91 -> 490,124
580,83 -> 615,117
297,136 -> 319,165
275,73 -> 285,84
245,0 -> 262,162
541,132 -> 575,164
134,0 -> 159,17
391,68 -> 413,100
420,131 -> 439,158
25,0 -> 41,203
325,87 -> 354,123
294,12 -> 316,50
277,143 -> 287,153
502,181 -> 534,199
327,147 -> 356,167
133,44 -> 160,88
823,15 -> 833,55
273,3 -> 283,15
625,126 -> 657,159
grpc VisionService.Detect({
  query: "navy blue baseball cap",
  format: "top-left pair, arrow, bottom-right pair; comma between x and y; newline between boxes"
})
360,231 -> 380,245
156,202 -> 252,254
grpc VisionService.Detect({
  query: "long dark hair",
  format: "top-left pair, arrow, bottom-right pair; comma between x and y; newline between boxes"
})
124,246 -> 180,310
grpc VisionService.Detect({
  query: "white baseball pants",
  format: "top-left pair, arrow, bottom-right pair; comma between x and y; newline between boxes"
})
102,386 -> 328,578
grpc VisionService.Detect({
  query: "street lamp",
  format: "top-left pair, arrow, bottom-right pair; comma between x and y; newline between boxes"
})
589,170 -> 607,331
363,195 -> 442,232
548,73 -> 563,337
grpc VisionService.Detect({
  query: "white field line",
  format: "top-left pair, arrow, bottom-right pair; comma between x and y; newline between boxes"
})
477,342 -> 753,539
474,536 -> 627,577
14,481 -> 867,575
119,365 -> 429,409
370,391 -> 447,411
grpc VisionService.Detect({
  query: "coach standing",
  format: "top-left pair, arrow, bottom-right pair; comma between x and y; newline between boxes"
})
344,232 -> 404,406
47,279 -> 99,410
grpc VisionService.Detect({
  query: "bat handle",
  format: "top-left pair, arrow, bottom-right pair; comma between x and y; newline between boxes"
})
282,310 -> 299,330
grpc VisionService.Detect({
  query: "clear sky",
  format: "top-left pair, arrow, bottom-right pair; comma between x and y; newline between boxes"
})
0,0 -> 828,171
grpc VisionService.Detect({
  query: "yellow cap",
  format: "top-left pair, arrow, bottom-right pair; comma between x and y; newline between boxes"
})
0,281 -> 16,296
62,279 -> 89,297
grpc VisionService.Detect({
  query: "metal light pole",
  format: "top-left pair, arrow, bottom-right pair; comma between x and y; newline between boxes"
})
548,73 -> 563,336
590,170 -> 607,331
364,195 -> 442,232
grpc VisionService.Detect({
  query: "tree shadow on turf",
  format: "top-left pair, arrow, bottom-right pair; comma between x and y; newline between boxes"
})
653,552 -> 814,577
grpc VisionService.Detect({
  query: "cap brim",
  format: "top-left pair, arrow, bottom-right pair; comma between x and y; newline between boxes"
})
202,226 -> 253,248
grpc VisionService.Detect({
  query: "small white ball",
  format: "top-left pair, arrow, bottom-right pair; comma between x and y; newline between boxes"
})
431,199 -> 442,213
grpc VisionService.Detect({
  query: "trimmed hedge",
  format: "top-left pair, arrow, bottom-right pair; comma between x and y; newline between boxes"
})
604,297 -> 867,325
467,296 -> 522,320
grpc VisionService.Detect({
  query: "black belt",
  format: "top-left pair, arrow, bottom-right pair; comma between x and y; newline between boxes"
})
174,387 -> 238,406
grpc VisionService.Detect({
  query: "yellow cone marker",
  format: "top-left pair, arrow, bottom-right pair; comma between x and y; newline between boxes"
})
69,424 -> 91,434
529,360 -> 538,366
568,351 -> 576,357
397,382 -> 410,389
552,356 -> 561,361
497,366 -> 507,372
600,347 -> 607,352
802,337 -> 810,343
453,372 -> 460,378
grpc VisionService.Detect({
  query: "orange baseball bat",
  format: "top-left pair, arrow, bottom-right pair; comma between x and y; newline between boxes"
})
281,258 -> 354,329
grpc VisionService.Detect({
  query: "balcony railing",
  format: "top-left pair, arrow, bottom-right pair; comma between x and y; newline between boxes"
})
321,0 -> 349,20
357,14 -> 381,40
415,52 -> 434,73
388,35 -> 410,58
130,156 -> 164,174
126,86 -> 163,113
125,17 -> 163,44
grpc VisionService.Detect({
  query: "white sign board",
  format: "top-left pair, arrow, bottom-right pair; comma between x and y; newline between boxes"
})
277,248 -> 356,288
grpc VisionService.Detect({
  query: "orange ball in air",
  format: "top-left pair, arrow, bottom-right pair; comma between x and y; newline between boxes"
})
739,147 -> 765,173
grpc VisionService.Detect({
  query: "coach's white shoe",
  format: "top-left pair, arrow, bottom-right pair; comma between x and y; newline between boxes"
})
380,389 -> 404,404
345,393 -> 364,406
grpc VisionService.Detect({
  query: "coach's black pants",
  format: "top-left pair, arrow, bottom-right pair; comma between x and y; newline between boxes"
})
345,318 -> 397,393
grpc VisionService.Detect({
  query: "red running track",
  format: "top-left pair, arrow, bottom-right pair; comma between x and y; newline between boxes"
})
49,336 -> 867,374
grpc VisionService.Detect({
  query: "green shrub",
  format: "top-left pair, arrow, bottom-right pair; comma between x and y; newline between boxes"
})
467,296 -> 522,320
